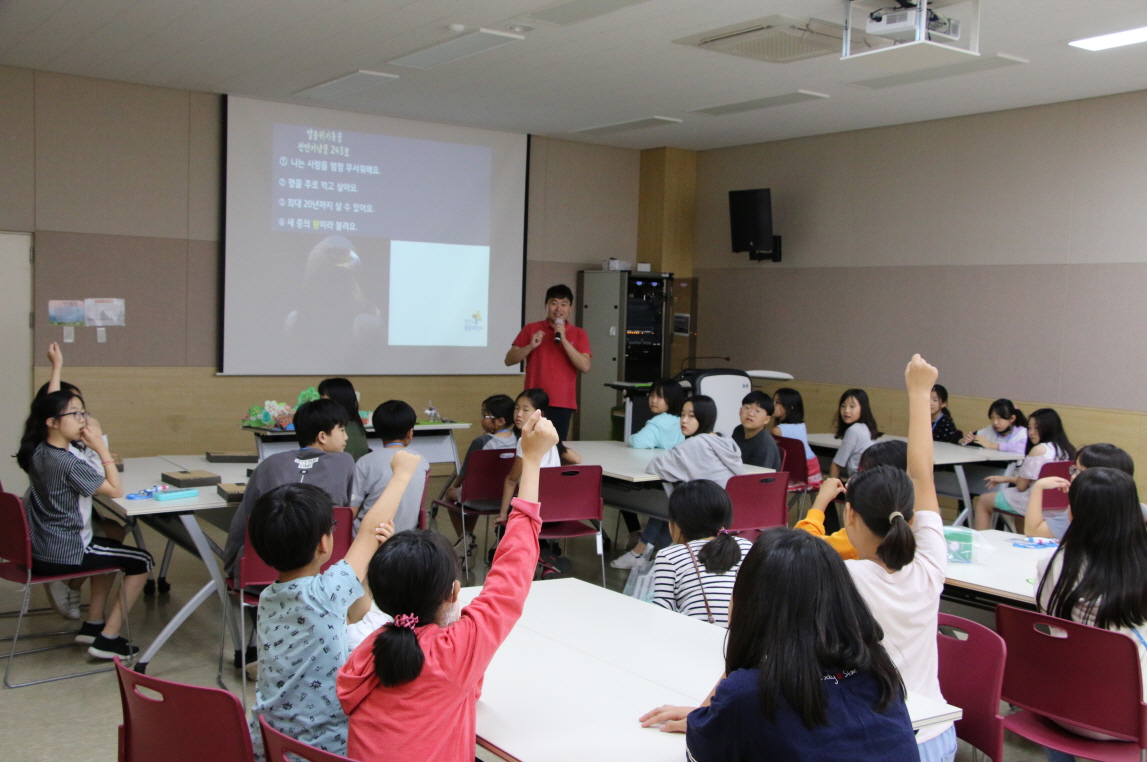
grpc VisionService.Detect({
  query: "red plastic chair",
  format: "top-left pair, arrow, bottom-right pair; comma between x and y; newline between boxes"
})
115,657 -> 254,762
937,613 -> 1006,762
431,448 -> 517,574
1038,461 -> 1073,511
996,604 -> 1147,761
726,473 -> 789,541
537,465 -> 606,587
259,715 -> 356,762
774,436 -> 820,511
0,491 -> 133,687
221,507 -> 354,704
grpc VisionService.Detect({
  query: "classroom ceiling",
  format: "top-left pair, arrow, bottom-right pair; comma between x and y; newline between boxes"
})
2,0 -> 1147,150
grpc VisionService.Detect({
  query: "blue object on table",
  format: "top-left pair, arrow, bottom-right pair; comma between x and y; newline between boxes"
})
153,488 -> 199,501
1012,537 -> 1058,549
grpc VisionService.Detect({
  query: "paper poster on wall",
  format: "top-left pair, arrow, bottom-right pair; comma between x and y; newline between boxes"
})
85,298 -> 125,327
48,300 -> 85,326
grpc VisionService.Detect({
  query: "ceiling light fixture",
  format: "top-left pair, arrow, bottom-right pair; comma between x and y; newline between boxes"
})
294,70 -> 398,100
572,116 -> 682,135
692,90 -> 829,116
389,29 -> 524,69
506,24 -> 534,33
1069,25 -> 1147,51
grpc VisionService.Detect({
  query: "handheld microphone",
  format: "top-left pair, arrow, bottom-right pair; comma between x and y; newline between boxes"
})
553,318 -> 564,345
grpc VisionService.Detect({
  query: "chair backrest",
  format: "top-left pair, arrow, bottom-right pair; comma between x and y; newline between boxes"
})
418,470 -> 430,530
319,506 -> 355,574
459,449 -> 518,503
0,492 -> 32,569
773,437 -> 809,486
1037,461 -> 1073,511
238,528 -> 282,589
726,473 -> 789,533
115,657 -> 254,762
937,613 -> 1007,762
538,465 -> 604,523
996,604 -> 1147,742
259,716 -> 353,762
777,445 -> 787,472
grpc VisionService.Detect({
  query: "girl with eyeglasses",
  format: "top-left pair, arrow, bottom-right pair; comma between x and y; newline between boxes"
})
16,390 -> 153,660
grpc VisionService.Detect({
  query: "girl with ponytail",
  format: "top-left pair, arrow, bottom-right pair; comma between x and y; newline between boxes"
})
338,411 -> 558,762
810,355 -> 956,762
650,480 -> 754,627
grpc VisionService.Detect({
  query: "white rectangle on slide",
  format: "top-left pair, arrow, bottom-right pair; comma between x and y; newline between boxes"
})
388,241 -> 489,346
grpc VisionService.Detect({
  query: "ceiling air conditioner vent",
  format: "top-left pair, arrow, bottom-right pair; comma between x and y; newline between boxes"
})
675,15 -> 889,64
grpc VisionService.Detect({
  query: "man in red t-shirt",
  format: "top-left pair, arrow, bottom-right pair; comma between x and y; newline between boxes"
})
505,284 -> 591,440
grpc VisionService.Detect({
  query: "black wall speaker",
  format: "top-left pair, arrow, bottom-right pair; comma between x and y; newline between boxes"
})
729,188 -> 774,261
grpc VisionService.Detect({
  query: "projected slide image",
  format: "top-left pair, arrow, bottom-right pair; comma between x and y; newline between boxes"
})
388,241 -> 489,347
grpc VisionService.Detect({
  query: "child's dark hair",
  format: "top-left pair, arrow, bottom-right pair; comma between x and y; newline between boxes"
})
17,390 -> 83,476
932,384 -> 953,419
482,394 -> 515,428
35,380 -> 81,400
517,389 -> 568,455
1027,408 -> 1076,459
294,398 -> 349,447
248,483 -> 334,572
1077,443 -> 1134,476
368,530 -> 458,687
1038,468 -> 1147,631
373,400 -> 417,442
833,388 -> 882,441
318,378 -> 364,432
988,399 -> 1026,429
846,465 -> 916,571
544,284 -> 574,303
650,379 -> 686,417
667,480 -> 742,574
687,395 -> 718,436
741,390 -> 775,417
772,388 -> 804,424
725,528 -> 904,728
859,440 -> 908,472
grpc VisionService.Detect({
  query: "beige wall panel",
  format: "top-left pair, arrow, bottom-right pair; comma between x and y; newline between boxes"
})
33,231 -> 188,366
526,136 -> 639,264
0,66 -> 36,232
30,366 -> 520,459
186,239 -> 219,366
1069,90 -> 1147,264
35,71 -> 190,239
525,259 -> 586,317
187,92 -> 222,242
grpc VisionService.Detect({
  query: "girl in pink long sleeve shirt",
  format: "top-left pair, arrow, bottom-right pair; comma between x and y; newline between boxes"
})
337,411 -> 555,762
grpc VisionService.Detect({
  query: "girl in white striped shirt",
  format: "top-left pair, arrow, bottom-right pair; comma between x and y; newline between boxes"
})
650,480 -> 752,627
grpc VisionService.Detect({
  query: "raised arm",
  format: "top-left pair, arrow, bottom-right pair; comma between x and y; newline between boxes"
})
343,449 -> 420,579
1022,476 -> 1069,538
46,342 -> 64,394
499,456 -> 523,521
905,354 -> 940,515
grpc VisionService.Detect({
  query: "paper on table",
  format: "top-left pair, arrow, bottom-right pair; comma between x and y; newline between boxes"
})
85,298 -> 125,327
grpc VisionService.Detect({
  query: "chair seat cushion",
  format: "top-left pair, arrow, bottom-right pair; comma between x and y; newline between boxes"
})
460,499 -> 502,515
1003,710 -> 1141,762
0,561 -> 106,585
539,520 -> 598,540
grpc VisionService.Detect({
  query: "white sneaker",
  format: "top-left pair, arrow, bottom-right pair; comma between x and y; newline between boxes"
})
67,587 -> 82,616
47,581 -> 80,620
610,547 -> 650,570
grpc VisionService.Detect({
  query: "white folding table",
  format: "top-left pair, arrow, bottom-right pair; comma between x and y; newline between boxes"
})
460,578 -> 962,762
247,422 -> 471,469
943,529 -> 1056,610
566,440 -> 774,482
806,433 -> 1022,526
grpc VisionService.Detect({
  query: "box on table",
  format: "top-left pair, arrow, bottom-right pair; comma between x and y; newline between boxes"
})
217,483 -> 246,502
161,470 -> 221,488
206,451 -> 259,464
943,526 -> 975,564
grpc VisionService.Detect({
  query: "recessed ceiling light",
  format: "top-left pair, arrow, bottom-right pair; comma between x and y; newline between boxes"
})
572,116 -> 682,135
507,24 -> 534,33
295,70 -> 398,100
1069,25 -> 1147,51
389,29 -> 525,69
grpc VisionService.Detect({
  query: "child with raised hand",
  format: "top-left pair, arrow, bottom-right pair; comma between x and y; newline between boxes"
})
17,390 -> 152,660
973,407 -> 1075,531
338,411 -> 557,762
638,529 -> 918,761
651,480 -> 753,626
247,448 -> 421,760
1034,467 -> 1147,759
959,398 -> 1027,453
1024,443 -> 1137,539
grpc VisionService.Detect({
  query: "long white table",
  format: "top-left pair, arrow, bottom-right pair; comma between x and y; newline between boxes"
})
806,433 -> 1022,526
97,455 -> 251,673
248,421 -> 470,469
566,440 -> 774,483
461,578 -> 961,761
943,529 -> 1057,609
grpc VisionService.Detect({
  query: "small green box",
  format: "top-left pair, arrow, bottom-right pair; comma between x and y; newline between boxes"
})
943,527 -> 975,564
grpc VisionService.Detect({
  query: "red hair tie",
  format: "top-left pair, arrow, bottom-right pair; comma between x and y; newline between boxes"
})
393,614 -> 419,630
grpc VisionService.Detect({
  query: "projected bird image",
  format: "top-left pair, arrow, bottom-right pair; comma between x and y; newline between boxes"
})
284,235 -> 382,345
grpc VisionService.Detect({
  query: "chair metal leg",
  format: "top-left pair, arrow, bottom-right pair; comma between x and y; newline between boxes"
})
597,530 -> 607,589
239,599 -> 248,711
461,506 -> 469,578
216,594 -> 229,691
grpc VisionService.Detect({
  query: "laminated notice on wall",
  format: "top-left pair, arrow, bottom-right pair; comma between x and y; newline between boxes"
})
85,298 -> 125,327
48,300 -> 85,326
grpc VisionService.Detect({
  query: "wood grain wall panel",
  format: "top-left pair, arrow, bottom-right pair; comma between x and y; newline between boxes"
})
187,92 -> 222,242
186,238 -> 219,366
33,231 -> 188,366
34,71 -> 190,239
526,136 -> 639,264
0,66 -> 35,232
30,366 -> 521,459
